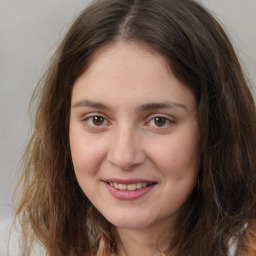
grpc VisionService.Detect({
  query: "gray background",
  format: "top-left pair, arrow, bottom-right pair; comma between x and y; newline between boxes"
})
0,0 -> 256,219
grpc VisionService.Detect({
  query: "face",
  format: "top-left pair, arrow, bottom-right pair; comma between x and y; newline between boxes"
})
69,42 -> 199,232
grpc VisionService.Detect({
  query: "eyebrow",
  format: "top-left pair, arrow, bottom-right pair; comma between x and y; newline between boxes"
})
138,102 -> 187,111
72,99 -> 110,110
72,99 -> 187,111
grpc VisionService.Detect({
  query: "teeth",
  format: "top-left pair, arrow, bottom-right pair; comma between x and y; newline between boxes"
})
127,183 -> 136,191
118,184 -> 127,190
108,182 -> 152,190
136,183 -> 142,189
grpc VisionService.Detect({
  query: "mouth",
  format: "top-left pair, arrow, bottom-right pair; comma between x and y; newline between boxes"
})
105,181 -> 155,191
103,179 -> 157,200
103,179 -> 157,190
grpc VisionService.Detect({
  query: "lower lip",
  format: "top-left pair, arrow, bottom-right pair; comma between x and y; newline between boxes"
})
104,182 -> 156,200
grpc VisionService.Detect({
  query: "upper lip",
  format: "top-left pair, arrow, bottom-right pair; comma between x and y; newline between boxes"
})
103,178 -> 156,184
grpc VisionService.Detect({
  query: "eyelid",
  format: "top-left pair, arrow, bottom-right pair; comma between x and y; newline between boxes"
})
81,113 -> 111,128
144,114 -> 176,128
81,111 -> 108,120
80,112 -> 175,130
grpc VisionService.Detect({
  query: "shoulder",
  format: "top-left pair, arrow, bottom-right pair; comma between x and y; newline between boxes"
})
0,216 -> 46,256
228,223 -> 256,256
0,216 -> 21,256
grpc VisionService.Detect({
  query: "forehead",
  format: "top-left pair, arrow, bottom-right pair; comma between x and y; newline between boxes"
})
71,41 -> 196,112
74,41 -> 172,92
85,40 -> 171,75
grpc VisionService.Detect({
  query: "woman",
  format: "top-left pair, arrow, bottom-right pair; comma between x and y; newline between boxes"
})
14,0 -> 256,255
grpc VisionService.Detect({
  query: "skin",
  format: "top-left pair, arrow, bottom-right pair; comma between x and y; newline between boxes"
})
69,41 -> 200,255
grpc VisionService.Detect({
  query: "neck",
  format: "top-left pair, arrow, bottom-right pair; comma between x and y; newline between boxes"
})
114,223 -> 174,256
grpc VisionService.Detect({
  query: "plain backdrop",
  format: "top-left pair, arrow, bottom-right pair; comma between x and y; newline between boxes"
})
0,0 -> 256,220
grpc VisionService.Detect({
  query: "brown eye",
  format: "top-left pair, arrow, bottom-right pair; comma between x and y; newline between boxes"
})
92,116 -> 105,126
86,116 -> 107,126
154,117 -> 168,127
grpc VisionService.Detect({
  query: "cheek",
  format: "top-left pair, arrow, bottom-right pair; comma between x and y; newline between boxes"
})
69,131 -> 107,177
69,135 -> 107,201
149,132 -> 199,178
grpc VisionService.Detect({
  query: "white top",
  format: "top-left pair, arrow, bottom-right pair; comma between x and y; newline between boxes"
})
0,217 -> 44,256
0,217 -> 20,256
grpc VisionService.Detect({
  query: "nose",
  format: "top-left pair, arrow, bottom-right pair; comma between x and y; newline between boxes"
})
106,127 -> 146,170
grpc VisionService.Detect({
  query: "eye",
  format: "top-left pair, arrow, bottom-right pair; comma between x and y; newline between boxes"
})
85,116 -> 108,127
147,116 -> 173,128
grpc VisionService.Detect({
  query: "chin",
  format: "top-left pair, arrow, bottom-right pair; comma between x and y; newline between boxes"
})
103,212 -> 154,230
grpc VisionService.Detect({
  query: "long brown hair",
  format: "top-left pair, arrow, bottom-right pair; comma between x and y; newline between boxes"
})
14,0 -> 256,255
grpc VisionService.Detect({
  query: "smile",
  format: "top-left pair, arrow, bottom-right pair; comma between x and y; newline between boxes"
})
103,179 -> 157,200
108,182 -> 153,191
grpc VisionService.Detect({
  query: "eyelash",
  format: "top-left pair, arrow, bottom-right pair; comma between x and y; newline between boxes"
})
83,115 -> 109,127
82,114 -> 175,130
146,116 -> 174,128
